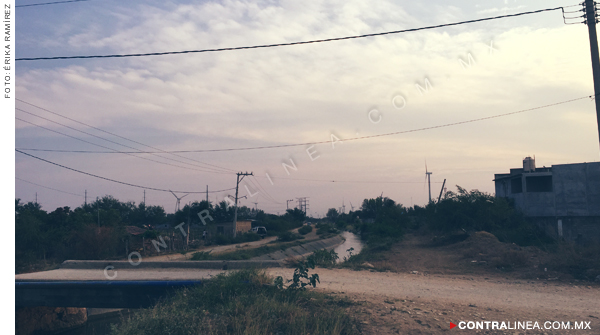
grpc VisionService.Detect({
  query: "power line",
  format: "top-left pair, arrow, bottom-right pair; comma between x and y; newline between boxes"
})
15,149 -> 236,194
15,115 -> 232,175
16,177 -> 84,197
247,176 -> 280,204
16,0 -> 92,8
16,99 -> 236,173
16,7 -> 567,61
17,94 -> 593,154
253,176 -> 445,184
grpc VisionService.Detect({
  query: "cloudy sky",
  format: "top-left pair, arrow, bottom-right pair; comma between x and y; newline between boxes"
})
13,0 -> 600,216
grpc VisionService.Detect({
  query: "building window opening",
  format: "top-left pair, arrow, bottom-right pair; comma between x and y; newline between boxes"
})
511,178 -> 523,194
525,176 -> 553,192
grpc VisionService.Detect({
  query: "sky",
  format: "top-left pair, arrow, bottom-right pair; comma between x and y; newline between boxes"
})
13,0 -> 600,217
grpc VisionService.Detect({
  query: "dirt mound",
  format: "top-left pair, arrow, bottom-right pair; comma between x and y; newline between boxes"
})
454,231 -> 540,271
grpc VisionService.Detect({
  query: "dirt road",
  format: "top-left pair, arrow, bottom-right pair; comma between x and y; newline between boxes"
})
267,268 -> 600,334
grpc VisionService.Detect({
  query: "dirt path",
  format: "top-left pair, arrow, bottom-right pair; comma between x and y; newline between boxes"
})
267,268 -> 600,334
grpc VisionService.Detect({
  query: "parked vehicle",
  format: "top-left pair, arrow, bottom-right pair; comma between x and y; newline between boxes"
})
251,226 -> 267,237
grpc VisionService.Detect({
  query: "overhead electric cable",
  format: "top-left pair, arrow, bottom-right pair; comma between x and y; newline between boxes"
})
15,116 -> 232,175
16,107 -> 232,174
16,7 -> 567,61
16,0 -> 92,8
247,176 -> 281,204
16,177 -> 84,197
17,95 -> 592,154
15,149 -> 235,194
16,99 -> 235,173
253,176 -> 444,184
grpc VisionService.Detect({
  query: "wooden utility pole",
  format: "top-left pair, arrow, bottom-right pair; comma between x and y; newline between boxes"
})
437,179 -> 447,203
585,0 -> 600,152
206,185 -> 209,203
233,172 -> 253,238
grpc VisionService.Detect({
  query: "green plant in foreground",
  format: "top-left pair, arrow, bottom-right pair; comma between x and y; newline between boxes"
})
344,247 -> 355,262
275,258 -> 320,291
111,269 -> 359,335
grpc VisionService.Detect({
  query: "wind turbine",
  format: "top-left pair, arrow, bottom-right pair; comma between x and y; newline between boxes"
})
425,161 -> 433,203
170,190 -> 189,212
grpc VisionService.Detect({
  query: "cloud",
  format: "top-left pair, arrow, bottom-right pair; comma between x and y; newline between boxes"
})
15,0 -> 600,213
477,6 -> 526,15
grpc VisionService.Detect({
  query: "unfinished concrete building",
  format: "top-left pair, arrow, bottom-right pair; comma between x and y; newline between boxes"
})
494,157 -> 600,244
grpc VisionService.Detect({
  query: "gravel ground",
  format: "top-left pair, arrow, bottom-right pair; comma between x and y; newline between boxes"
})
267,267 -> 600,334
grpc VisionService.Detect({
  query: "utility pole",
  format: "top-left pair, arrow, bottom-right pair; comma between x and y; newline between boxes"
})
143,190 -> 146,205
97,197 -> 100,225
437,179 -> 447,203
286,199 -> 294,209
296,197 -> 309,214
233,172 -> 253,238
35,192 -> 37,204
186,201 -> 190,250
84,190 -> 87,206
584,0 -> 600,152
206,185 -> 209,203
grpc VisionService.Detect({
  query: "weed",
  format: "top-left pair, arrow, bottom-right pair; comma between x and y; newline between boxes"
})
190,251 -> 212,260
111,269 -> 360,335
307,249 -> 339,267
298,225 -> 313,235
275,258 -> 320,291
277,231 -> 304,242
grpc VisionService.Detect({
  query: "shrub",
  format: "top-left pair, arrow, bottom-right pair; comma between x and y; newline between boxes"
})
277,231 -> 303,242
213,234 -> 231,245
190,251 -> 212,260
316,224 -> 339,236
298,225 -> 313,235
307,249 -> 339,267
234,232 -> 261,243
111,269 -> 360,335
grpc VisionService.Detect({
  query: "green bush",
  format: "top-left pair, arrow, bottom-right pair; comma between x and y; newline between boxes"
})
190,251 -> 212,260
316,224 -> 339,236
277,231 -> 304,242
428,186 -> 552,247
111,269 -> 360,335
235,232 -> 261,243
211,232 -> 261,246
298,225 -> 313,235
213,234 -> 231,245
143,230 -> 160,239
307,249 -> 339,267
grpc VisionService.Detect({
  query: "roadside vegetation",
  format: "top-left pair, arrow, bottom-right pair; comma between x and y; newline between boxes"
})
15,196 -> 306,273
191,239 -> 313,261
326,186 -> 600,281
111,269 -> 360,335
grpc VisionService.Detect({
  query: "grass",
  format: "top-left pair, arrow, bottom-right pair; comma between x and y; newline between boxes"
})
111,269 -> 360,335
191,240 -> 314,261
298,225 -> 313,235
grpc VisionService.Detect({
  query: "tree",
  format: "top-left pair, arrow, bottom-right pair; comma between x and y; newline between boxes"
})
326,208 -> 339,222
